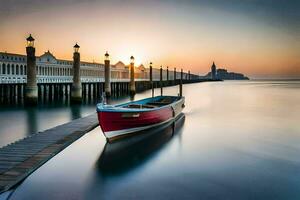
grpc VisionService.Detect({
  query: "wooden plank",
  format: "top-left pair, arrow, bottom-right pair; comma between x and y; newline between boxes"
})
0,113 -> 98,194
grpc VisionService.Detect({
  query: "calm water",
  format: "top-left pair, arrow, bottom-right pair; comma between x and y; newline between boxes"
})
0,97 -> 132,148
1,81 -> 300,200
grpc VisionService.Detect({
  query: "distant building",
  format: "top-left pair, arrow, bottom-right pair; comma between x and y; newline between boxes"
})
216,68 -> 249,80
211,62 -> 217,79
206,62 -> 249,80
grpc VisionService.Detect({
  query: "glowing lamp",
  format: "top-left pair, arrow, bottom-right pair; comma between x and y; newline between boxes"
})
74,43 -> 80,53
105,51 -> 109,61
26,34 -> 35,47
130,56 -> 135,64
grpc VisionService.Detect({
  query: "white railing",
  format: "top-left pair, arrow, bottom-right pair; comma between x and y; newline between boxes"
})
0,75 -> 154,84
0,75 -> 26,84
0,75 -> 196,84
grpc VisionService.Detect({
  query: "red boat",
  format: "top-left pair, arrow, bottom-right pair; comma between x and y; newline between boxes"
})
97,96 -> 185,141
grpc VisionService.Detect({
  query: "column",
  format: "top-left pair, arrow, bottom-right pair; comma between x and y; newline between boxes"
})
71,43 -> 82,103
129,56 -> 136,95
25,34 -> 38,105
160,66 -> 163,96
104,52 -> 111,96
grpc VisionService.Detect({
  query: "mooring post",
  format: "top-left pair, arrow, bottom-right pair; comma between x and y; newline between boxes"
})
25,34 -> 38,105
37,84 -> 41,98
174,67 -> 176,84
104,51 -> 111,97
167,66 -> 169,85
129,56 -> 136,95
71,43 -> 82,103
88,83 -> 91,100
150,62 -> 154,97
179,68 -> 183,97
160,66 -> 163,96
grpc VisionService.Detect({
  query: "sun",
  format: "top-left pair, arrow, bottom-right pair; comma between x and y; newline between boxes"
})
109,43 -> 148,66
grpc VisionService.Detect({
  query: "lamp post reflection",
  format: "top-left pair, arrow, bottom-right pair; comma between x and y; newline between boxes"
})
70,104 -> 82,120
26,107 -> 37,136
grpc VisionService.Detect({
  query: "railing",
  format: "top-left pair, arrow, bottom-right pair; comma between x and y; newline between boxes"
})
0,75 -> 173,84
0,75 -> 26,84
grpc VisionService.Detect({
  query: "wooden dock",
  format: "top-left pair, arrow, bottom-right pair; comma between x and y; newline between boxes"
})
0,114 -> 98,194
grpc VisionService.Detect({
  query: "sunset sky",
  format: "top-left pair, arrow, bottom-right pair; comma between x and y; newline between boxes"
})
0,0 -> 299,78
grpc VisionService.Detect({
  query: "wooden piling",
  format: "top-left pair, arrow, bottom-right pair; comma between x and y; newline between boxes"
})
25,35 -> 38,105
180,69 -> 183,97
160,66 -> 163,96
150,62 -> 154,97
104,52 -> 111,97
71,43 -> 82,103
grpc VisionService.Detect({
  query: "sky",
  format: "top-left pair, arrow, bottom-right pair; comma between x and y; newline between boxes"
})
0,0 -> 299,78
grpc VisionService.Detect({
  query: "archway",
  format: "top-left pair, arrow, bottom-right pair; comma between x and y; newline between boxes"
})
2,63 -> 5,74
7,64 -> 10,74
16,65 -> 19,75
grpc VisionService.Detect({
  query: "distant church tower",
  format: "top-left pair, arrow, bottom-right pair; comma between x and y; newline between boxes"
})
211,62 -> 217,79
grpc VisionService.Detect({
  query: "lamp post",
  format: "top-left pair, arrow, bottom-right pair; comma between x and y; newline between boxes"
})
71,43 -> 82,103
150,62 -> 154,97
104,51 -> 111,97
167,66 -> 169,84
25,34 -> 38,105
174,67 -> 176,84
160,66 -> 163,96
129,56 -> 136,95
179,68 -> 183,97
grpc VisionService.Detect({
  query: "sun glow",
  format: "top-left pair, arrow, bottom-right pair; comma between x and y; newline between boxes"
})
110,44 -> 148,66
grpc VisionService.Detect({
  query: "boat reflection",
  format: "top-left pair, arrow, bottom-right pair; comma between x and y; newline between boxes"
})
97,113 -> 185,177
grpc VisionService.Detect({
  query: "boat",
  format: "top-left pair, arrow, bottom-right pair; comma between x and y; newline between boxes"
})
97,113 -> 185,176
96,95 -> 185,141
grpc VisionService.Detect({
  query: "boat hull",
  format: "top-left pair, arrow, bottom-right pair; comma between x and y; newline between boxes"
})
97,96 -> 185,141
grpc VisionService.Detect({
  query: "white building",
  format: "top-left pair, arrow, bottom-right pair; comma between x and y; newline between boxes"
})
0,51 -> 130,84
0,51 -> 188,84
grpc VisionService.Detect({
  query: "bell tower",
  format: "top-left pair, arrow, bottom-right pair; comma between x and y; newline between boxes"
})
211,62 -> 217,80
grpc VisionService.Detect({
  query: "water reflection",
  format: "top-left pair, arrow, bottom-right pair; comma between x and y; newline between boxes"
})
129,94 -> 135,101
5,81 -> 300,200
97,113 -> 185,177
26,107 -> 38,136
70,104 -> 82,120
0,92 -> 134,148
0,103 -> 96,147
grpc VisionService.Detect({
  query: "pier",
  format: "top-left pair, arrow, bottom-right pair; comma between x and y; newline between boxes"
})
0,35 -> 211,105
0,79 -> 212,105
0,114 -> 98,193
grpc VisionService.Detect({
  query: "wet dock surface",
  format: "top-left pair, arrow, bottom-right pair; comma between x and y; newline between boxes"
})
0,114 -> 98,193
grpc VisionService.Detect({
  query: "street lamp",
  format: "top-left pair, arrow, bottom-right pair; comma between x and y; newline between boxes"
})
26,34 -> 35,47
74,43 -> 80,53
105,51 -> 109,61
130,55 -> 135,64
